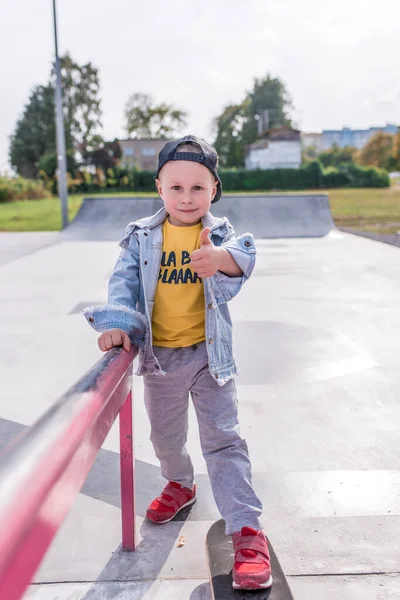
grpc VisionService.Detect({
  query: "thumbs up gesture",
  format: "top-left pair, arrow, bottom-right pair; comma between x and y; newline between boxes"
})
199,227 -> 212,248
190,227 -> 221,278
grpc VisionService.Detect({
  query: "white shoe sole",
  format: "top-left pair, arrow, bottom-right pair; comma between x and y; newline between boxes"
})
146,495 -> 197,524
232,574 -> 273,590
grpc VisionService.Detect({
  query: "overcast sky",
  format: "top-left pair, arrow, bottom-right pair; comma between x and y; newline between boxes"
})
1,0 -> 399,172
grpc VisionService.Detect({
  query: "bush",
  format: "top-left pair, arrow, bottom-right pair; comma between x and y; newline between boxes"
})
320,163 -> 389,188
218,162 -> 388,191
0,176 -> 52,202
219,160 -> 325,191
27,161 -> 388,197
303,160 -> 324,188
343,163 -> 389,188
0,185 -> 9,202
132,170 -> 156,192
38,151 -> 78,178
322,167 -> 351,188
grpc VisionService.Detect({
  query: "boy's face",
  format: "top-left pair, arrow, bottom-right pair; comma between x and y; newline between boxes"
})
156,160 -> 218,227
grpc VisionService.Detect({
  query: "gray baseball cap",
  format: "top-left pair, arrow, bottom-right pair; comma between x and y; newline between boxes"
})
156,135 -> 222,203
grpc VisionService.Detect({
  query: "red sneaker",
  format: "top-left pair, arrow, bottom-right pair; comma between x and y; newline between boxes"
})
232,526 -> 273,590
146,481 -> 197,524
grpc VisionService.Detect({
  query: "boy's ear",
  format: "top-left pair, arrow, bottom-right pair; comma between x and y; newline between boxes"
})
212,179 -> 218,200
155,178 -> 162,197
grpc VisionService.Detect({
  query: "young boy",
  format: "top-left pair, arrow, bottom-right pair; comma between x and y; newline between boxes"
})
84,135 -> 272,590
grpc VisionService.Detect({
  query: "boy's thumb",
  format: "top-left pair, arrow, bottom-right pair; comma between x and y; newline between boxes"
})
200,227 -> 211,246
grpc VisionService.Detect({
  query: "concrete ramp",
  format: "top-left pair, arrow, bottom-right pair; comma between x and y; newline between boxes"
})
63,194 -> 334,240
63,197 -> 163,241
214,194 -> 334,238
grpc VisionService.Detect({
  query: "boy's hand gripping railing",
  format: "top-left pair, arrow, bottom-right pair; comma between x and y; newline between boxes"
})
0,345 -> 138,600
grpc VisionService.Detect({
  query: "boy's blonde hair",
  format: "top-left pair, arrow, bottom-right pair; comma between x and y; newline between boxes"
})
175,142 -> 202,154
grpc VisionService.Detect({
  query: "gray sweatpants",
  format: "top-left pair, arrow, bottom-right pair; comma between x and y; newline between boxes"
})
143,341 -> 263,534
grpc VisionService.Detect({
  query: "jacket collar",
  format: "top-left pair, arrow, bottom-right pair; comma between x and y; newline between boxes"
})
125,207 -> 229,239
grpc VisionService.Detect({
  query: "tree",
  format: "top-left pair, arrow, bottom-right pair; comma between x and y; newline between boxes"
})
9,85 -> 73,178
89,139 -> 122,171
53,52 -> 103,161
301,144 -> 319,165
212,101 -> 249,168
9,53 -> 103,178
38,150 -> 78,178
124,93 -> 187,138
317,145 -> 358,168
213,74 -> 293,167
391,131 -> 400,170
242,75 -> 293,145
358,132 -> 394,170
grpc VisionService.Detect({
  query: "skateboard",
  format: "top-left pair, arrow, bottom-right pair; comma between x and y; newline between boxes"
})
205,520 -> 294,600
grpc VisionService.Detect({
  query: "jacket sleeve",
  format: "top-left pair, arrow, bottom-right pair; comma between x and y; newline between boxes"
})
209,223 -> 256,304
82,233 -> 148,348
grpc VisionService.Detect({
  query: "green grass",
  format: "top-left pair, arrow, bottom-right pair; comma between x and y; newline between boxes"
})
328,187 -> 400,233
0,188 -> 399,233
0,192 -> 157,232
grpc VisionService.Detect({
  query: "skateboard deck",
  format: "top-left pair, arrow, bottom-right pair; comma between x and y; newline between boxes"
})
205,520 -> 294,600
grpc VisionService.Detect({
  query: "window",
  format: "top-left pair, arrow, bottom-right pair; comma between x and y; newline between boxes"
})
142,147 -> 156,157
123,147 -> 134,156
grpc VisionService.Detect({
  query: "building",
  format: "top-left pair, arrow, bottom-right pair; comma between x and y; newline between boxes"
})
118,138 -> 169,171
301,132 -> 322,150
320,124 -> 398,151
245,126 -> 302,170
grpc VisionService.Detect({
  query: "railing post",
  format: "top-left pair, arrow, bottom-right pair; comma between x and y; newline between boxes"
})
119,390 -> 135,551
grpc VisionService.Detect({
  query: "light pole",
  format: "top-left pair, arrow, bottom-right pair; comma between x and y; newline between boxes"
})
52,0 -> 68,229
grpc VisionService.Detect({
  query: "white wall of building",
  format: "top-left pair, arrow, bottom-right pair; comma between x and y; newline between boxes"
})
245,141 -> 302,170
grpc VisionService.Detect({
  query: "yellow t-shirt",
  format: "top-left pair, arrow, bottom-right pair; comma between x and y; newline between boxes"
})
152,219 -> 206,347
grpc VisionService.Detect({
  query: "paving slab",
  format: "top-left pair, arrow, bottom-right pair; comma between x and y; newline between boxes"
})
0,231 -> 59,266
24,574 -> 400,600
25,580 -> 212,600
288,574 -> 400,600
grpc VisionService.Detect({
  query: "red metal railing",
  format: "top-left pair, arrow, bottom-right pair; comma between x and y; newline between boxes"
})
0,345 -> 138,600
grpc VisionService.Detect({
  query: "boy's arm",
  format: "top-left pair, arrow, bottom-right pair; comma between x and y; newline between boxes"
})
83,234 -> 148,348
214,247 -> 243,277
219,232 -> 256,277
211,225 -> 256,303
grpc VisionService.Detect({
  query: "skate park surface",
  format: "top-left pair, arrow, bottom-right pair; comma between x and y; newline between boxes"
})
0,195 -> 399,599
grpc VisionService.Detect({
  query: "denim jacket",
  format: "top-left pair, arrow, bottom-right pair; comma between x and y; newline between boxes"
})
83,207 -> 256,386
